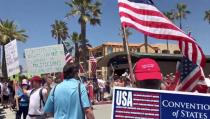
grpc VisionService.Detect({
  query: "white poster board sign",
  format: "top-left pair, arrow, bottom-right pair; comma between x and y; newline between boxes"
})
5,40 -> 20,77
25,44 -> 65,75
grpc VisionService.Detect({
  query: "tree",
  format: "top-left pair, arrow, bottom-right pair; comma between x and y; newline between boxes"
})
175,3 -> 191,29
164,11 -> 176,52
164,11 -> 176,22
204,10 -> 210,24
0,19 -> 28,78
71,32 -> 81,66
65,0 -> 102,71
51,20 -> 69,44
119,27 -> 132,51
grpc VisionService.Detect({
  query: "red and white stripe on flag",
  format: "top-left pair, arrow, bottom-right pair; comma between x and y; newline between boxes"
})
89,56 -> 97,73
118,0 -> 206,67
79,63 -> 85,73
65,52 -> 73,64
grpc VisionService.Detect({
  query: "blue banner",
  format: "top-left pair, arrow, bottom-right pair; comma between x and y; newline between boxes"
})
112,87 -> 210,119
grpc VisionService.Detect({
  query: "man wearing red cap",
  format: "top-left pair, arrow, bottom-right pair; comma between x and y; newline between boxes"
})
134,58 -> 163,89
23,76 -> 48,119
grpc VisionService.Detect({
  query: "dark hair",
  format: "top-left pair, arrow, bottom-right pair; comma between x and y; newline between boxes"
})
136,79 -> 161,90
63,63 -> 79,79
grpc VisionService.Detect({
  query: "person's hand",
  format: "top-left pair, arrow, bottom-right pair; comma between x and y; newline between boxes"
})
15,95 -> 19,99
13,80 -> 18,86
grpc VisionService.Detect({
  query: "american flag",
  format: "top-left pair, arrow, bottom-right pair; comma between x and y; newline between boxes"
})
79,63 -> 85,73
114,91 -> 160,119
62,40 -> 74,64
118,0 -> 206,67
65,52 -> 74,64
176,57 -> 205,92
89,56 -> 97,74
175,32 -> 206,92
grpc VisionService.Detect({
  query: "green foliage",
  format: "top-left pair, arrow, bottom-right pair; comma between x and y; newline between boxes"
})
204,10 -> 210,24
51,20 -> 69,44
0,19 -> 28,45
163,11 -> 176,22
175,3 -> 191,20
71,32 -> 81,43
65,0 -> 102,26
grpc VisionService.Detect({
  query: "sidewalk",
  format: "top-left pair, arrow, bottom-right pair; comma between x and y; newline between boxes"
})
0,106 -> 16,119
1,104 -> 112,119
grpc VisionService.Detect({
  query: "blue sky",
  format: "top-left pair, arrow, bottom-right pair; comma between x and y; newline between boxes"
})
0,0 -> 210,65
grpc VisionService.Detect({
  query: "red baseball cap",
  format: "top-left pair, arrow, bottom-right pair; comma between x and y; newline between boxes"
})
30,76 -> 42,82
135,58 -> 162,81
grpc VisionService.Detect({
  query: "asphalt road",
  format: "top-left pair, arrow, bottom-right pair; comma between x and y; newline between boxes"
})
0,104 -> 112,119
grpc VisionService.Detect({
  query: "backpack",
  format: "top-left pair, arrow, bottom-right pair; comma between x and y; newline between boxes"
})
30,88 -> 45,110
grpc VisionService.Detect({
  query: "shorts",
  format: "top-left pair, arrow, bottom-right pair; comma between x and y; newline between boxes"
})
3,95 -> 9,101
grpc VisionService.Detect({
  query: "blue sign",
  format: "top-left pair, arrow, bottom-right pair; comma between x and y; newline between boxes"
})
112,87 -> 210,119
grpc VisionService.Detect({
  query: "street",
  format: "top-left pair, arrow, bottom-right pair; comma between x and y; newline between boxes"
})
0,104 -> 112,119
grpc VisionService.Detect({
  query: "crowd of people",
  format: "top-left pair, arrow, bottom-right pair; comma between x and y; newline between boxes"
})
0,58 -> 210,119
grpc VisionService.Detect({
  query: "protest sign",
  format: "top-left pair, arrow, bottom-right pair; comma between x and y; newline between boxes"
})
25,44 -> 65,75
112,87 -> 210,119
5,40 -> 20,77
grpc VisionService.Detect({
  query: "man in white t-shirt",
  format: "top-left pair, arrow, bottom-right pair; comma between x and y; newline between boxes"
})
97,78 -> 105,101
23,76 -> 48,119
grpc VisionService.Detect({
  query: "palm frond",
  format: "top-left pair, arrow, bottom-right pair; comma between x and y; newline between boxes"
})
0,19 -> 28,44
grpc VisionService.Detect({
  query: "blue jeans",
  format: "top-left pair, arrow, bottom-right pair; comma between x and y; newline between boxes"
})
16,106 -> 29,119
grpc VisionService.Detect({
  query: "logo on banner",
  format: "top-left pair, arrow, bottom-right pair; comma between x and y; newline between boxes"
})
112,87 -> 210,119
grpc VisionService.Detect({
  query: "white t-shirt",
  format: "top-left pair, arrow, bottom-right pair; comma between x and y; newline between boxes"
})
3,84 -> 9,96
27,88 -> 47,115
98,79 -> 106,89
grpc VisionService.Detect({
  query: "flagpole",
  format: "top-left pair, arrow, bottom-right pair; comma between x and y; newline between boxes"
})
122,26 -> 135,83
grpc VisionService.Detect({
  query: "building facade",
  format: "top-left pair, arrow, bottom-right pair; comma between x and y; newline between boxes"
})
87,42 -> 180,78
89,42 -> 180,58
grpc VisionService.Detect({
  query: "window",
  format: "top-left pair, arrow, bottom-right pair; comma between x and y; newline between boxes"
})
137,48 -> 140,52
108,47 -> 113,54
96,52 -> 102,57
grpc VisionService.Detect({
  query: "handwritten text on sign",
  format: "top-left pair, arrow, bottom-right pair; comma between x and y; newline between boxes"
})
25,45 -> 65,75
112,87 -> 210,119
5,40 -> 20,77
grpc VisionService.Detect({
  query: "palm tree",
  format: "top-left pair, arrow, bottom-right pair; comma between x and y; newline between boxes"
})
119,27 -> 132,51
164,11 -> 176,22
164,11 -> 176,52
175,3 -> 191,29
0,19 -> 28,78
51,20 -> 69,44
71,32 -> 81,66
65,0 -> 102,71
204,10 -> 210,24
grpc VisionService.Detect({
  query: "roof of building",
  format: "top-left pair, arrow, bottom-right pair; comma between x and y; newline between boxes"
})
97,52 -> 210,67
90,42 -> 179,51
103,42 -> 143,46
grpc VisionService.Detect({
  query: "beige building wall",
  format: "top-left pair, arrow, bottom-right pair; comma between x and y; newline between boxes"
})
88,42 -> 180,78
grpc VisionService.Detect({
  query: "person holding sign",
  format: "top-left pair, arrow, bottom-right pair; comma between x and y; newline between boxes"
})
15,79 -> 29,119
134,58 -> 163,90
